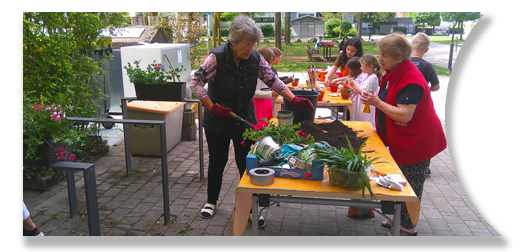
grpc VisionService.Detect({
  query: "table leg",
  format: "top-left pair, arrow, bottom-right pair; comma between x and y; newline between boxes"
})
392,202 -> 402,236
252,194 -> 259,236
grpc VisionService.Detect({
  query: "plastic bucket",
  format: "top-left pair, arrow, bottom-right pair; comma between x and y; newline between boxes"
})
277,110 -> 294,119
278,117 -> 294,126
283,90 -> 319,124
254,136 -> 282,160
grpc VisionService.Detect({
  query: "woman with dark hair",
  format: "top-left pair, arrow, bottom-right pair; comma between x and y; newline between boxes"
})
338,36 -> 348,53
323,37 -> 364,86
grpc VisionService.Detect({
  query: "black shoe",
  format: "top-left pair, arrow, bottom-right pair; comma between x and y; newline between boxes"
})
249,213 -> 266,228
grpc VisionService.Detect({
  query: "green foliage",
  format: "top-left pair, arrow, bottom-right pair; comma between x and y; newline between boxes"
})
415,12 -> 441,27
314,137 -> 386,200
324,18 -> 342,37
124,60 -> 185,84
221,29 -> 229,37
393,26 -> 407,34
259,24 -> 274,36
242,119 -> 315,146
23,12 -> 128,162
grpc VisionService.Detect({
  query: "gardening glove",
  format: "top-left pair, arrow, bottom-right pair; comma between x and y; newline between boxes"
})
290,97 -> 315,111
210,104 -> 232,118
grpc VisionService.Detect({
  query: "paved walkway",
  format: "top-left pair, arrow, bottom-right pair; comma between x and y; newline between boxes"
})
23,105 -> 498,236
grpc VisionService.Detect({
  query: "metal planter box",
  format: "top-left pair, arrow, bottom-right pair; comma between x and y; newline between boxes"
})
246,154 -> 324,180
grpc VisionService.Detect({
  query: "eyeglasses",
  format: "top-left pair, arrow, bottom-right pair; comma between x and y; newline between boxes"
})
239,41 -> 257,49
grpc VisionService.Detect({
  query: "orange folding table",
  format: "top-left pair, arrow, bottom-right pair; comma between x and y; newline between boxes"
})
233,120 -> 420,236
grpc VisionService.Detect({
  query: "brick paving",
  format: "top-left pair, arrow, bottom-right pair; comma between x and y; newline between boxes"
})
22,118 -> 500,236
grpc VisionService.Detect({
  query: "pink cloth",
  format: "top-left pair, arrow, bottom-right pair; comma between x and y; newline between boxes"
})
254,97 -> 273,121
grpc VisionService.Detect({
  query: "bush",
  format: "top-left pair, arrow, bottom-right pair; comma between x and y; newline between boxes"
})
346,27 -> 357,37
324,18 -> 341,37
259,24 -> 274,36
221,29 -> 229,37
393,26 -> 407,34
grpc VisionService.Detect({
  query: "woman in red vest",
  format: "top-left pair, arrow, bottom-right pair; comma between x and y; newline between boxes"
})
361,33 -> 447,236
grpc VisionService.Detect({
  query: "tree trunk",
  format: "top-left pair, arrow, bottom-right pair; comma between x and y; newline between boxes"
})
274,12 -> 282,50
215,12 -> 222,46
284,12 -> 291,45
459,22 -> 464,40
356,12 -> 363,39
213,12 -> 219,48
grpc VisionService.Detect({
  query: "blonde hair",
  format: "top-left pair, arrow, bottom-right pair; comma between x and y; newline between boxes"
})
377,33 -> 412,61
257,45 -> 276,65
360,54 -> 382,84
411,32 -> 430,52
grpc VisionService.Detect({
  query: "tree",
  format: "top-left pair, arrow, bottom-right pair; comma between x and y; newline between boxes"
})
415,12 -> 441,28
442,12 -> 481,40
284,12 -> 291,45
213,12 -> 221,47
356,12 -> 363,39
363,12 -> 395,34
274,12 -> 282,50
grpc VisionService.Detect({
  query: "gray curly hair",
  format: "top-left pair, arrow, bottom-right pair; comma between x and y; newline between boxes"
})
228,15 -> 263,44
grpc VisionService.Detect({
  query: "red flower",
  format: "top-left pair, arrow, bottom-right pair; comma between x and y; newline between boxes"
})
69,154 -> 76,161
252,120 -> 269,131
240,140 -> 245,146
298,130 -> 307,138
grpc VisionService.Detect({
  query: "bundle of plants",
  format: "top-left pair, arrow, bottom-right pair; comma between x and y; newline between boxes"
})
314,137 -> 385,200
300,119 -> 367,153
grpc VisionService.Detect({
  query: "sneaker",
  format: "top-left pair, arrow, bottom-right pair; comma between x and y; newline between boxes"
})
23,226 -> 44,236
249,212 -> 266,228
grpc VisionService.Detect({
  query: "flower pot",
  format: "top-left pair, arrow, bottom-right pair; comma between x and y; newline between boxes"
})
340,89 -> 352,99
23,136 -> 71,167
328,169 -> 362,191
283,90 -> 319,124
317,71 -> 328,82
317,90 -> 325,101
292,78 -> 299,86
254,136 -> 281,160
278,117 -> 294,126
133,82 -> 186,102
329,83 -> 339,92
277,110 -> 294,119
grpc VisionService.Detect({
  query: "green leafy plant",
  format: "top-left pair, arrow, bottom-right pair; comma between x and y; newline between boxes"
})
314,137 -> 386,200
242,119 -> 315,146
23,91 -> 76,161
124,60 -> 185,84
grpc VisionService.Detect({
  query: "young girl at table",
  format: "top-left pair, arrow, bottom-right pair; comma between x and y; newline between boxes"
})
253,46 -> 277,121
331,56 -> 365,121
345,54 -> 381,128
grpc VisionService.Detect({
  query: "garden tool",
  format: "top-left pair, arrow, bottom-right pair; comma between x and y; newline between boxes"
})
215,103 -> 254,128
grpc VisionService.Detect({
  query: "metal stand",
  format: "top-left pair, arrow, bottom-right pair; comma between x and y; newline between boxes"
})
121,97 -> 204,181
50,162 -> 100,236
66,116 -> 171,225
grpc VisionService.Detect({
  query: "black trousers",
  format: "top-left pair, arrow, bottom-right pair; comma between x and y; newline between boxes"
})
205,129 -> 254,205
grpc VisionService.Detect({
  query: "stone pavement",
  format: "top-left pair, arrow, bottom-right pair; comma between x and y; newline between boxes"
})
23,117 -> 499,236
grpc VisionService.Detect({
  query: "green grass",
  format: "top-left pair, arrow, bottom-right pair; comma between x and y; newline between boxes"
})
194,38 -> 450,76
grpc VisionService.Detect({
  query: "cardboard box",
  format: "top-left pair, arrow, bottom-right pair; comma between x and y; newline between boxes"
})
246,154 -> 325,180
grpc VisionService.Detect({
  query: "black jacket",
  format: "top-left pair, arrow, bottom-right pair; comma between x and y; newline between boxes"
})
203,41 -> 260,140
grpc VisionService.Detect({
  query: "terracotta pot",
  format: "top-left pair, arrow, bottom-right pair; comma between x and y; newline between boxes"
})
317,90 -> 325,101
329,83 -> 339,92
340,89 -> 351,99
292,78 -> 299,86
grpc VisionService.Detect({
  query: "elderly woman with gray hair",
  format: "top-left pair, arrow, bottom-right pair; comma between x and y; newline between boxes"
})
361,33 -> 446,236
190,15 -> 314,228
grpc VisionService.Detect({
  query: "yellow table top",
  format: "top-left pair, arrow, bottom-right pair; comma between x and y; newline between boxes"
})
275,84 -> 353,106
237,120 -> 416,202
233,120 -> 420,235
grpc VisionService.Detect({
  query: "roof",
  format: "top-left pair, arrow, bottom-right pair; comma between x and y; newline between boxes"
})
291,15 -> 323,22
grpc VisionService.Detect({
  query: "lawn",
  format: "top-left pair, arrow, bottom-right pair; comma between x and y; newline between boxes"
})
194,38 -> 450,76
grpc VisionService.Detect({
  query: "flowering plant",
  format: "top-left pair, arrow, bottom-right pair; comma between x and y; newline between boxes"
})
124,59 -> 185,84
23,92 -> 76,162
241,119 -> 315,146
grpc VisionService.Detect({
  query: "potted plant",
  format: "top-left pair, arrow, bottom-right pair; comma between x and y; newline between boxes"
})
314,137 -> 384,200
124,58 -> 186,101
23,91 -> 76,167
241,119 -> 315,146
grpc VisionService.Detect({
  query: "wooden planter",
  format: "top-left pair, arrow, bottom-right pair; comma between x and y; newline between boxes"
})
133,82 -> 186,102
